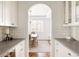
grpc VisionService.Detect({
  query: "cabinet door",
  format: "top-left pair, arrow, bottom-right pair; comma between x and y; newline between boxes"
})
55,40 -> 68,57
67,48 -> 78,57
3,2 -> 12,26
3,1 -> 17,26
65,1 -> 76,24
15,45 -> 22,57
0,2 -> 3,25
10,2 -> 17,26
55,40 -> 65,57
65,1 -> 72,23
55,40 -> 78,57
15,40 -> 25,57
71,1 -> 76,23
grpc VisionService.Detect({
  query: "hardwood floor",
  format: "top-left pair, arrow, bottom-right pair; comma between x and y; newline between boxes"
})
29,40 -> 51,57
29,41 -> 50,52
29,52 -> 50,57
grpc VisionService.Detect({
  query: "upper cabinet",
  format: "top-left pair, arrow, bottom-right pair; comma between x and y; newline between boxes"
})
65,1 -> 71,24
64,1 -> 79,26
0,2 -> 3,25
10,2 -> 18,26
3,1 -> 18,27
0,1 -> 17,27
76,2 -> 79,23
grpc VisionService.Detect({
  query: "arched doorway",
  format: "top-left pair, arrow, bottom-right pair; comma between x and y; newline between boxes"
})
28,4 -> 52,57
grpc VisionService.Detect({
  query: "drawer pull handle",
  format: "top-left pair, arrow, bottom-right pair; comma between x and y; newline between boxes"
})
12,24 -> 14,25
68,53 -> 71,56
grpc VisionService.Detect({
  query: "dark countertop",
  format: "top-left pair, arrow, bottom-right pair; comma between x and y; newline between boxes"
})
0,38 -> 25,57
55,38 -> 79,56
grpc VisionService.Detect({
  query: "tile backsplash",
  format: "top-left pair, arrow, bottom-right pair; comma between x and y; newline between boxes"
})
0,27 -> 15,41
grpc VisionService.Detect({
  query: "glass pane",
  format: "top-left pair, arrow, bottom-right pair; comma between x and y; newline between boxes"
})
68,1 -> 71,23
76,2 -> 79,22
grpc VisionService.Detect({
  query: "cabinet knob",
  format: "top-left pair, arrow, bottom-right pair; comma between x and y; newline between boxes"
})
68,53 -> 71,56
12,24 -> 14,25
68,19 -> 71,23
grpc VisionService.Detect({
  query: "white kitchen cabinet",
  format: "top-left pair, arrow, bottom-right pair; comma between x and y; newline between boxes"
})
3,2 -> 11,26
64,1 -> 79,26
55,40 -> 68,57
55,40 -> 62,57
64,1 -> 79,41
15,40 -> 25,57
0,2 -> 3,25
64,1 -> 76,24
9,2 -> 17,26
3,1 -> 17,27
67,49 -> 78,57
55,40 -> 78,57
65,1 -> 72,24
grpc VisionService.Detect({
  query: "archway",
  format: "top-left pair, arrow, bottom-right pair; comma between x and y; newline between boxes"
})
28,4 -> 52,57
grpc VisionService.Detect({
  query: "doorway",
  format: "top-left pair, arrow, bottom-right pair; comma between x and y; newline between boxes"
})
28,4 -> 52,57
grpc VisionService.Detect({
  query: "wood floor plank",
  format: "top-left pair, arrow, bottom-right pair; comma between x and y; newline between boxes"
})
29,52 -> 50,57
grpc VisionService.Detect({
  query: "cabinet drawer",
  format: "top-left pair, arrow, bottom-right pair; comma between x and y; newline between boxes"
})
67,49 -> 78,57
55,40 -> 78,57
55,40 -> 59,48
15,40 -> 25,57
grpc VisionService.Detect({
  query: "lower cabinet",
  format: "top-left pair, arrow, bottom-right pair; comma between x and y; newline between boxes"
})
4,50 -> 15,57
55,40 -> 78,57
15,40 -> 25,57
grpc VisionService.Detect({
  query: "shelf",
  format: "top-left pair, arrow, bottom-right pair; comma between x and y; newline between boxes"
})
63,22 -> 79,27
0,24 -> 17,27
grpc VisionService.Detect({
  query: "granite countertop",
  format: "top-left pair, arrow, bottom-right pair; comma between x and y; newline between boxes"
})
0,38 -> 25,57
55,38 -> 79,56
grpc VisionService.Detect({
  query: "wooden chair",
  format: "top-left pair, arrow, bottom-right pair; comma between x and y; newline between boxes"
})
29,34 -> 38,48
31,37 -> 38,47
